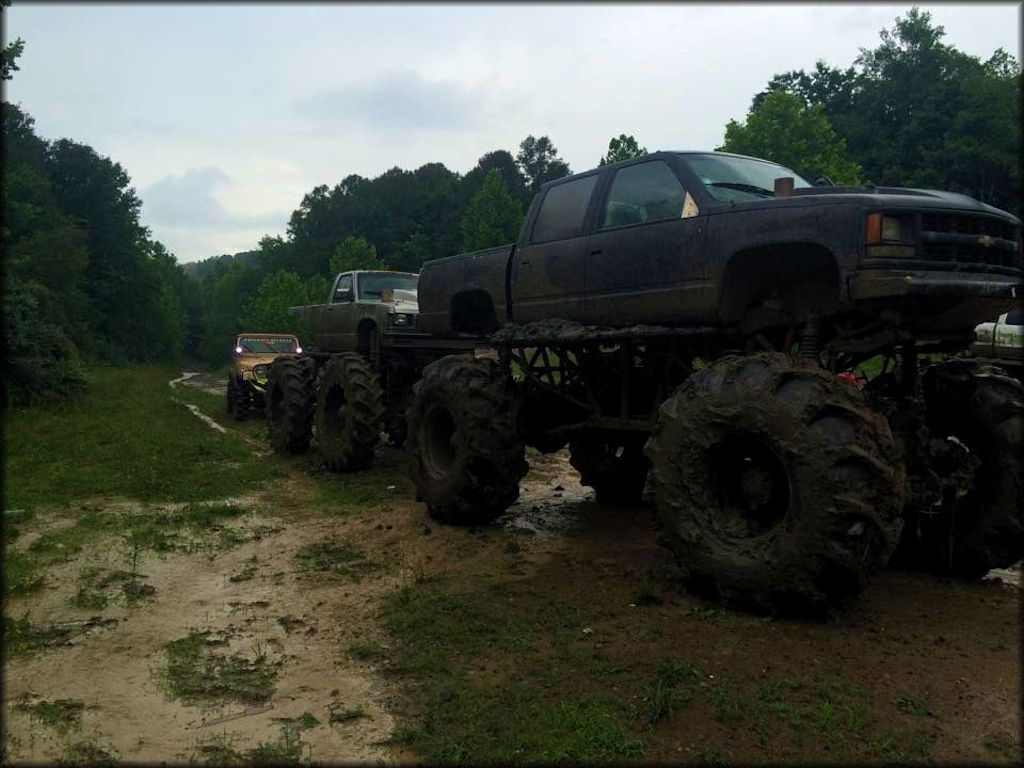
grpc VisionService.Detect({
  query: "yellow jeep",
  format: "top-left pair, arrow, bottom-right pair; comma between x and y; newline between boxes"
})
227,333 -> 302,420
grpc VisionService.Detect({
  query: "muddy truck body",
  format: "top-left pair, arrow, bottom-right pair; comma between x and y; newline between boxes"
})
264,270 -> 479,470
408,150 -> 1023,612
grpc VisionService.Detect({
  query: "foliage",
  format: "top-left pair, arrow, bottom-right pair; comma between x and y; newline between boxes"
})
239,269 -> 328,339
756,6 -> 1020,214
329,234 -> 386,274
599,134 -> 648,166
516,134 -> 571,193
719,91 -> 862,184
459,169 -> 524,251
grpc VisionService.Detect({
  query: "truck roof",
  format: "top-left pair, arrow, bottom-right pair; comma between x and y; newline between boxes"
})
537,150 -> 788,189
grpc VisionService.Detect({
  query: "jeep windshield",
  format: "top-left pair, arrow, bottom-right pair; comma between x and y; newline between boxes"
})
358,273 -> 418,302
237,336 -> 299,354
680,154 -> 811,203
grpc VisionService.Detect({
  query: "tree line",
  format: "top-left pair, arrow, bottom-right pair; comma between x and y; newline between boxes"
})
3,7 -> 1019,405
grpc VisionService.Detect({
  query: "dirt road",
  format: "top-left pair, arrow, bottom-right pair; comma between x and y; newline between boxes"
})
3,371 -> 1020,764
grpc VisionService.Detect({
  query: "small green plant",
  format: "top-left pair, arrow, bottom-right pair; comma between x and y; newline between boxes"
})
893,694 -> 934,717
710,682 -> 742,722
647,660 -> 701,727
298,712 -> 320,730
56,734 -> 120,766
328,703 -> 368,724
632,582 -> 663,606
346,641 -> 387,661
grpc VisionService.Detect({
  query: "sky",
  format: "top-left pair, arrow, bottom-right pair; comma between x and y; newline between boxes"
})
3,2 -> 1021,263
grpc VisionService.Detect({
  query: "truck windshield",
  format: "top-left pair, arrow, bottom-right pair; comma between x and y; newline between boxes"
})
358,273 -> 418,302
237,336 -> 298,353
679,154 -> 811,202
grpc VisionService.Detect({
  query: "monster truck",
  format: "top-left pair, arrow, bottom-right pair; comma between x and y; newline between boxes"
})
227,333 -> 302,420
408,150 -> 1023,612
263,270 -> 479,470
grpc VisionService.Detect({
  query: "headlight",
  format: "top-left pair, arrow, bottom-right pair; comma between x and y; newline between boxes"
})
389,313 -> 414,328
866,212 -> 914,244
253,364 -> 269,378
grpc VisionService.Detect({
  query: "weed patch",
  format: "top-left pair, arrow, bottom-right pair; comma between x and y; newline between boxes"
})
4,614 -> 117,657
293,538 -> 379,582
70,567 -> 155,609
647,660 -> 701,727
158,631 -> 278,706
14,695 -> 85,733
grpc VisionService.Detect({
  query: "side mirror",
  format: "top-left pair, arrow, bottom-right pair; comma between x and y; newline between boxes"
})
334,289 -> 353,303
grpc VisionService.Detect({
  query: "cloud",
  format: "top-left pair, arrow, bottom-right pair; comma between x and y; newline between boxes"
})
298,70 -> 475,132
140,166 -> 290,261
141,166 -> 284,231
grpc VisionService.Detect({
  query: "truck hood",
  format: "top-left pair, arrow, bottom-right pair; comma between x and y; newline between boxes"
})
390,288 -> 419,311
799,186 -> 1019,221
716,186 -> 1019,223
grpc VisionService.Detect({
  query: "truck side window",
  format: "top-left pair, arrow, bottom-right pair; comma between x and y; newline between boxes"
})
601,161 -> 686,229
531,175 -> 599,244
333,275 -> 353,303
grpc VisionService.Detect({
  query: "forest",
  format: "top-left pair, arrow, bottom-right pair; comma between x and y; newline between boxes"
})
3,7 -> 1020,405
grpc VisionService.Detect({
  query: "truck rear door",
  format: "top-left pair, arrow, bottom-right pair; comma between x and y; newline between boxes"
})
510,172 -> 600,323
585,157 -> 706,325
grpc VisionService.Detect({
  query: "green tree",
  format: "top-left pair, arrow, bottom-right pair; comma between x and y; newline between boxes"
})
459,170 -> 524,252
0,1 -> 23,82
240,270 -> 317,338
329,235 -> 386,275
718,91 -> 862,184
599,134 -> 648,166
516,135 -> 570,193
757,7 -> 1020,214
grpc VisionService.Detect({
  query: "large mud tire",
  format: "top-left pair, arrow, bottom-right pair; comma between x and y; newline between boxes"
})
645,353 -> 905,613
266,357 -> 317,454
408,356 -> 527,525
569,431 -> 650,506
313,354 -> 385,471
914,360 -> 1024,577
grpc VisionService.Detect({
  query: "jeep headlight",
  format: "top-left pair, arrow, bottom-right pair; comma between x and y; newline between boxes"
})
389,313 -> 414,328
253,364 -> 269,378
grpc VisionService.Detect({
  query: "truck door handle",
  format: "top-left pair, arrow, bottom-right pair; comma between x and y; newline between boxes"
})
520,259 -> 532,266
590,249 -> 603,256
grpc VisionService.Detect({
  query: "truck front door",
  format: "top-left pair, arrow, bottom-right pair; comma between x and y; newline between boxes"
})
585,158 -> 707,325
510,172 -> 600,323
318,273 -> 358,350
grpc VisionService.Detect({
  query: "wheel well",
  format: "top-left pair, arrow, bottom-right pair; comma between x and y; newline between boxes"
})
720,243 -> 840,325
450,290 -> 499,334
357,320 -> 378,355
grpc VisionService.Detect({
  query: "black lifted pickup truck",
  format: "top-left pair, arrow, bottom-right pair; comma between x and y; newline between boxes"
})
408,150 -> 1023,613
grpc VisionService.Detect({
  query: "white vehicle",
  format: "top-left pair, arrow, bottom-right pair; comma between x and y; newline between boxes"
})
972,309 -> 1024,375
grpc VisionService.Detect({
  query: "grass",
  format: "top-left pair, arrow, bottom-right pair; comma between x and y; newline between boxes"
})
56,735 -> 120,766
70,567 -> 155,609
346,640 -> 388,661
3,613 -> 117,657
293,538 -> 379,582
190,727 -> 305,766
158,631 -> 278,706
646,661 -> 701,727
3,366 -> 280,511
14,695 -> 85,733
379,577 -> 644,764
